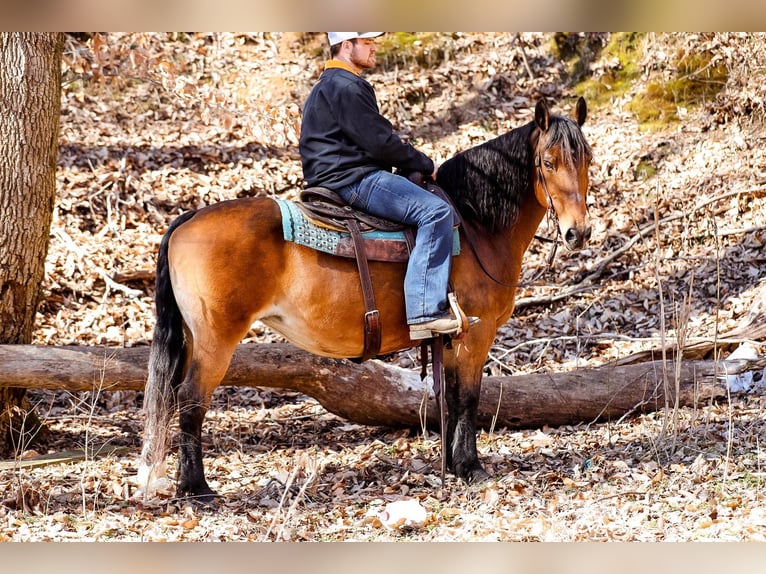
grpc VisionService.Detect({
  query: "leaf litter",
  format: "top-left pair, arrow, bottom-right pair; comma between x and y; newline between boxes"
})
2,32 -> 766,541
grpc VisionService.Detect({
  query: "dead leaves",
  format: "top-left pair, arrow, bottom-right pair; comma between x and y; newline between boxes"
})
3,32 -> 765,541
2,484 -> 42,513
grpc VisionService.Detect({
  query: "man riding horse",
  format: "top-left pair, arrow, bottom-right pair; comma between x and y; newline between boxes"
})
299,32 -> 473,340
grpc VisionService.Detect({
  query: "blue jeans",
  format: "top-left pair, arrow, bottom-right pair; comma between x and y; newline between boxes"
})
337,171 -> 455,324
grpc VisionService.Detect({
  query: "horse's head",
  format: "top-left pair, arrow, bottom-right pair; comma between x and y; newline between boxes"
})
533,97 -> 592,250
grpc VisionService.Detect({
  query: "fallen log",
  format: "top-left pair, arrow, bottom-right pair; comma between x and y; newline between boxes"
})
0,343 -> 762,429
610,285 -> 766,366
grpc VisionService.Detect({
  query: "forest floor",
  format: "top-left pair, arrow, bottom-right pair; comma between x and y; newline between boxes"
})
2,32 -> 766,541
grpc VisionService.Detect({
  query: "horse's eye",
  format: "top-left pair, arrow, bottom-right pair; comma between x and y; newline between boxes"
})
543,159 -> 554,170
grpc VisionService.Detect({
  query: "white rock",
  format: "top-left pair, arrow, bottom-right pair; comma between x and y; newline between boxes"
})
724,343 -> 759,392
379,498 -> 428,530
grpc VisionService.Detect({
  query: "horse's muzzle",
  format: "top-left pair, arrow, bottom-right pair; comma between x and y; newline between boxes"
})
563,225 -> 592,250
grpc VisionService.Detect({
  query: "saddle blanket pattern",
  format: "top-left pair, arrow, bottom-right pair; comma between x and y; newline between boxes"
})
275,198 -> 460,262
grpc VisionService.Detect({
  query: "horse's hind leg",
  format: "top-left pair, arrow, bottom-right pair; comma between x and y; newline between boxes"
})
175,342 -> 238,502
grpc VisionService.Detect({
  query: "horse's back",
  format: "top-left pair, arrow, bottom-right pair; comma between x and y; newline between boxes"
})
171,196 -> 283,244
166,196 -> 413,358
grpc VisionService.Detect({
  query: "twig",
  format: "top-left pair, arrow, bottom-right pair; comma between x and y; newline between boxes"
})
715,224 -> 766,237
591,185 -> 766,281
518,185 -> 766,309
111,269 -> 155,283
0,445 -> 130,470
52,228 -> 143,298
263,456 -> 318,541
514,284 -> 597,309
652,184 -> 673,453
510,33 -> 535,81
276,464 -> 317,542
488,378 -> 503,437
595,491 -> 648,503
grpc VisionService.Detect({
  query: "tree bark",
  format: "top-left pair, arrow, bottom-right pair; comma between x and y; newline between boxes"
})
0,33 -> 63,455
2,343 -> 760,429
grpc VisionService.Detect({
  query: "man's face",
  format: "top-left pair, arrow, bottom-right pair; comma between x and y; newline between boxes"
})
349,38 -> 377,69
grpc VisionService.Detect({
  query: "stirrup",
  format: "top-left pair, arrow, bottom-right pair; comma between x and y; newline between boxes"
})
447,292 -> 480,338
408,293 -> 479,340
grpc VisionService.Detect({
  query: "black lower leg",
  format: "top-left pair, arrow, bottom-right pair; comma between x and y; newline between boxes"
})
448,388 -> 489,483
444,369 -> 460,471
176,396 -> 217,501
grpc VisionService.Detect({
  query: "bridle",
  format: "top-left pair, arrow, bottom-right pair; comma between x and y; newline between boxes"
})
532,149 -> 562,275
458,142 -> 563,289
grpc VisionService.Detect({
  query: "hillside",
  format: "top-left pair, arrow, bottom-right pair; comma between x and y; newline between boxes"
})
2,32 -> 766,541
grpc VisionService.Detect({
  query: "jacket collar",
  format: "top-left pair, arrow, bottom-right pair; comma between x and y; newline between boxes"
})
324,59 -> 361,76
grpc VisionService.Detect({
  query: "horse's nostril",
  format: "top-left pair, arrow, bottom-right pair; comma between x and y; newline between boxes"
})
564,226 -> 591,248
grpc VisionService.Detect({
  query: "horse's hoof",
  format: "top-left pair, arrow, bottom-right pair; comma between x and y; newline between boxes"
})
176,485 -> 219,506
466,466 -> 491,485
455,463 -> 490,485
192,491 -> 220,506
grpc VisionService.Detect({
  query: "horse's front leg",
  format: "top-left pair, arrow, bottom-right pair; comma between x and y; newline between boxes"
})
444,356 -> 490,484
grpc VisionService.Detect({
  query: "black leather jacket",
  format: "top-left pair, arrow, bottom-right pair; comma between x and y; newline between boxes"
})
299,63 -> 434,190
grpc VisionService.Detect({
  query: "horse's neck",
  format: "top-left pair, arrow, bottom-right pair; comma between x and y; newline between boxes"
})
462,191 -> 546,291
503,193 -> 547,277
490,128 -> 546,264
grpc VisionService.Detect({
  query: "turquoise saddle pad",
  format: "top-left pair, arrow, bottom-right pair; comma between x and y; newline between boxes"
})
274,198 -> 460,260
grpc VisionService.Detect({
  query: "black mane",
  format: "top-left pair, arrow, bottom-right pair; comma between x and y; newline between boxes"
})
436,113 -> 590,232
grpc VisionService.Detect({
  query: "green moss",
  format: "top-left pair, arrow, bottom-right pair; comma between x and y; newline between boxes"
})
572,32 -> 644,108
568,34 -> 729,130
551,32 -> 609,84
634,159 -> 657,181
627,49 -> 728,128
374,33 -> 452,70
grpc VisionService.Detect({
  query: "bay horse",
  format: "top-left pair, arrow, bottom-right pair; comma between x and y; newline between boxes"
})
138,97 -> 592,501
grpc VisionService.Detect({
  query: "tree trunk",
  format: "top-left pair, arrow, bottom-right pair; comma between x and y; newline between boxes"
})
0,33 -> 63,455
2,343 -> 760,429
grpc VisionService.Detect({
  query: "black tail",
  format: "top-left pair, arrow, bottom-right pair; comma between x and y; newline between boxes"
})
147,210 -> 197,405
139,210 -> 197,489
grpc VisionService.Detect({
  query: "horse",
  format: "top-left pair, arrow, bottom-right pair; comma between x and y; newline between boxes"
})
137,97 -> 592,501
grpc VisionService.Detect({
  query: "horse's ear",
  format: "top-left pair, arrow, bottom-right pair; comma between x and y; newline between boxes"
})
535,99 -> 550,132
573,96 -> 587,126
